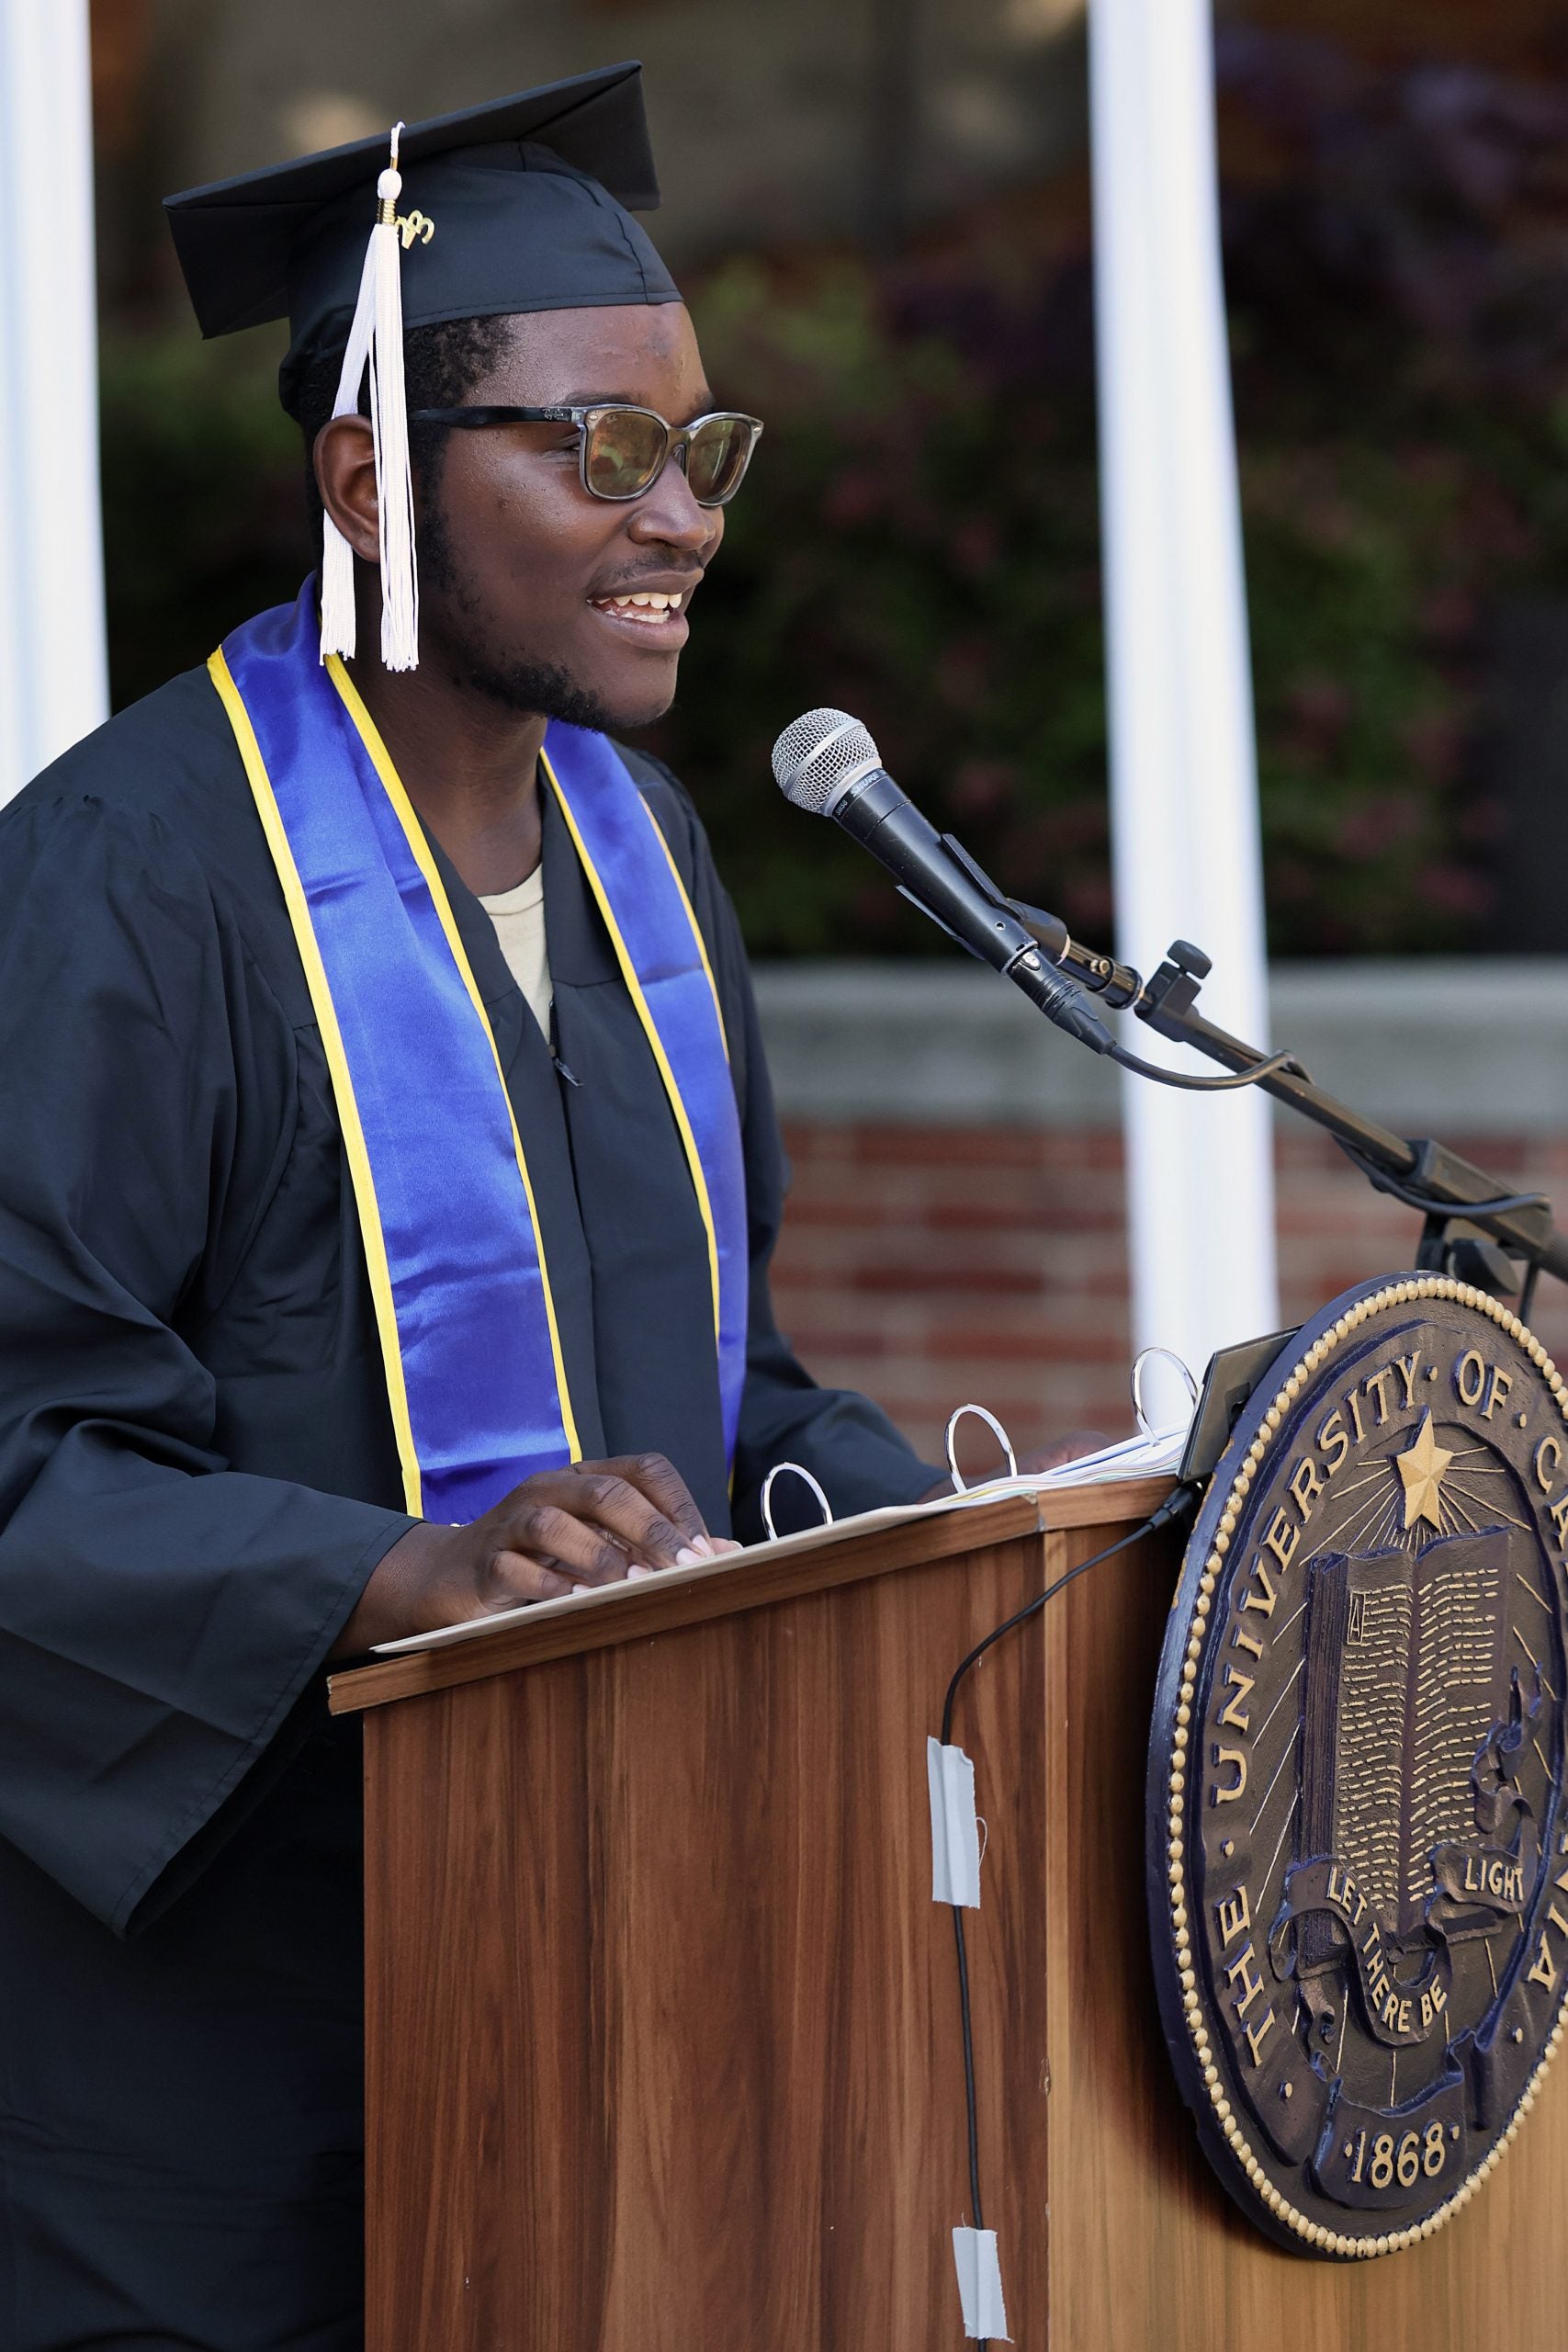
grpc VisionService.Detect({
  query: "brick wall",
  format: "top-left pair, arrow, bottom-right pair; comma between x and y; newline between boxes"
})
772,1121 -> 1568,1468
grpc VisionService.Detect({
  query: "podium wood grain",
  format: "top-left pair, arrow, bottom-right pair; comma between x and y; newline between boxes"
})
333,1482 -> 1568,2349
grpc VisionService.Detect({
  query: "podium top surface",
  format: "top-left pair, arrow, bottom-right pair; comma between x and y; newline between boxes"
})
328,1472 -> 1175,1715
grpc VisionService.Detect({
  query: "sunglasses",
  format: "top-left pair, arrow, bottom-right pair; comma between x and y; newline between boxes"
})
406,401 -> 764,507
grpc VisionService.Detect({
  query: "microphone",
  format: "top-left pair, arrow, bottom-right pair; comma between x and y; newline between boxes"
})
771,708 -> 1114,1054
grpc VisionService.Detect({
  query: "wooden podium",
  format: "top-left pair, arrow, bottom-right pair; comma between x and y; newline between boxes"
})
330,1477 -> 1568,2350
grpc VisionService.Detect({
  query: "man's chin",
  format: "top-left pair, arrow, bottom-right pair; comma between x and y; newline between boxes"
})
596,682 -> 678,736
458,646 -> 678,737
575,651 -> 682,738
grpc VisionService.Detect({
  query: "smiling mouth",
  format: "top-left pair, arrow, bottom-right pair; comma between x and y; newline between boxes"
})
589,589 -> 685,628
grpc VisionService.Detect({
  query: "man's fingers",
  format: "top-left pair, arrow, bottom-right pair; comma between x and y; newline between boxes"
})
626,1532 -> 743,1580
486,1549 -> 577,1606
492,1503 -> 639,1589
497,1464 -> 702,1569
587,1453 -> 709,1547
477,1520 -> 744,1616
473,1456 -> 722,1616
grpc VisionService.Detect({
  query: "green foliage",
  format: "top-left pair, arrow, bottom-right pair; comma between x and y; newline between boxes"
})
660,242 -> 1524,958
99,324 -> 308,709
1241,442 -> 1486,953
650,257 -> 1114,955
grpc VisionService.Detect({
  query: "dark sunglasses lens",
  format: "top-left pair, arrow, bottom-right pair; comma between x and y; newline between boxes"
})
583,409 -> 668,499
684,416 -> 755,505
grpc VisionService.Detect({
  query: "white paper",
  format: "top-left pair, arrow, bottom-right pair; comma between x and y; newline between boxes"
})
953,2226 -> 1010,2341
926,1737 -> 981,1907
368,1448 -> 1178,1658
369,1498 -> 929,1654
949,1421 -> 1188,1498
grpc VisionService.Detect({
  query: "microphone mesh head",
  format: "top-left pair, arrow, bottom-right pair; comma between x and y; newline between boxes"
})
771,707 -> 881,815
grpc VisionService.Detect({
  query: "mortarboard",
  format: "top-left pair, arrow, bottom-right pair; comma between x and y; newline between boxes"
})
164,64 -> 682,673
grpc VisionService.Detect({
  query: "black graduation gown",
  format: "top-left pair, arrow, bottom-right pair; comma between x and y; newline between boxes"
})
0,660 -> 935,2351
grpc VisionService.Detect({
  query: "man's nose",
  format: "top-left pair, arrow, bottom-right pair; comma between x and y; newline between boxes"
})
626,458 -> 718,552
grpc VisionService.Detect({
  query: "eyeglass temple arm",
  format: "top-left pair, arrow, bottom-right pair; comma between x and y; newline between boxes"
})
404,405 -> 576,427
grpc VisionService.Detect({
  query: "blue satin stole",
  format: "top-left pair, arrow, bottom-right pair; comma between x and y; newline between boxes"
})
209,585 -> 747,1522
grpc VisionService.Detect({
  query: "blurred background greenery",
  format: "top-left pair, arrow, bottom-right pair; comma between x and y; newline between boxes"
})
97,11 -> 1568,959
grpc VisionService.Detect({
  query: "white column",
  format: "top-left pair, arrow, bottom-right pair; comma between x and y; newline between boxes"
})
0,0 -> 107,808
1088,0 -> 1279,1412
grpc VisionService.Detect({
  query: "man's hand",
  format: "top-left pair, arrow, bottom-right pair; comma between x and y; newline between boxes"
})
334,1453 -> 739,1655
919,1428 -> 1111,1504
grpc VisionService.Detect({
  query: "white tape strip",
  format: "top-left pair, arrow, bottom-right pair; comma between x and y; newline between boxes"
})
927,1736 -> 981,1908
953,2226 -> 1010,2341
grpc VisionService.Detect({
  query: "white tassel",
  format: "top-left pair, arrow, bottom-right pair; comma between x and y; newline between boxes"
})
319,239 -> 376,662
368,157 -> 419,671
318,125 -> 421,672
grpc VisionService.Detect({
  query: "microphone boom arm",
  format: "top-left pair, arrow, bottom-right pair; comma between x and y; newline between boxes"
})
1002,904 -> 1568,1306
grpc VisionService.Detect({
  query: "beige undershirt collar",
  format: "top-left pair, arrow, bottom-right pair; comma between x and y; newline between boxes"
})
478,864 -> 553,1038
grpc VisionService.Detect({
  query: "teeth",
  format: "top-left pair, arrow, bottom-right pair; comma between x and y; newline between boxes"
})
599,590 -> 682,613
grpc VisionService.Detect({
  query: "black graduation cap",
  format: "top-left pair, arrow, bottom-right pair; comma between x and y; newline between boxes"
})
164,62 -> 681,388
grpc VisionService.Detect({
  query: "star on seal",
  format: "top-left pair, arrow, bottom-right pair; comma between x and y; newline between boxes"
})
1395,1408 -> 1454,1532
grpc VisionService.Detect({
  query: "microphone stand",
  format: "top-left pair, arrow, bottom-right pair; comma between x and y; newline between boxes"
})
999,899 -> 1568,1318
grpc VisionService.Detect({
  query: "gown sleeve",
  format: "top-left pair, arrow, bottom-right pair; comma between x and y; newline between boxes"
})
630,760 -> 943,1539
0,790 -> 413,1936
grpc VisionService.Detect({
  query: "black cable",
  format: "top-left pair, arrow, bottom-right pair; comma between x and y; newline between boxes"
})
953,1907 -> 983,2229
1109,1043 -> 1310,1094
937,1485 -> 1199,2342
1337,1139 -> 1551,1317
1334,1136 -> 1550,1226
939,1490 -> 1194,1745
1125,1048 -> 1550,1236
1113,1031 -> 1556,1295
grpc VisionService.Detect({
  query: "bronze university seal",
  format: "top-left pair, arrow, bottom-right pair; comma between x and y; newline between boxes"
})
1149,1275 -> 1568,2254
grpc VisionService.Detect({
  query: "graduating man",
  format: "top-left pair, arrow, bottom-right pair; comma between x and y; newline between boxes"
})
0,62 -> 1076,2350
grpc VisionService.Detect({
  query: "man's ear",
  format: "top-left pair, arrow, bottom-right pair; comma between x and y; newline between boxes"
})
314,414 -> 379,561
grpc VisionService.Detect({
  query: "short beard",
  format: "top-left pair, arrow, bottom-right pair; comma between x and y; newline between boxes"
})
418,477 -> 619,733
460,647 -> 616,731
